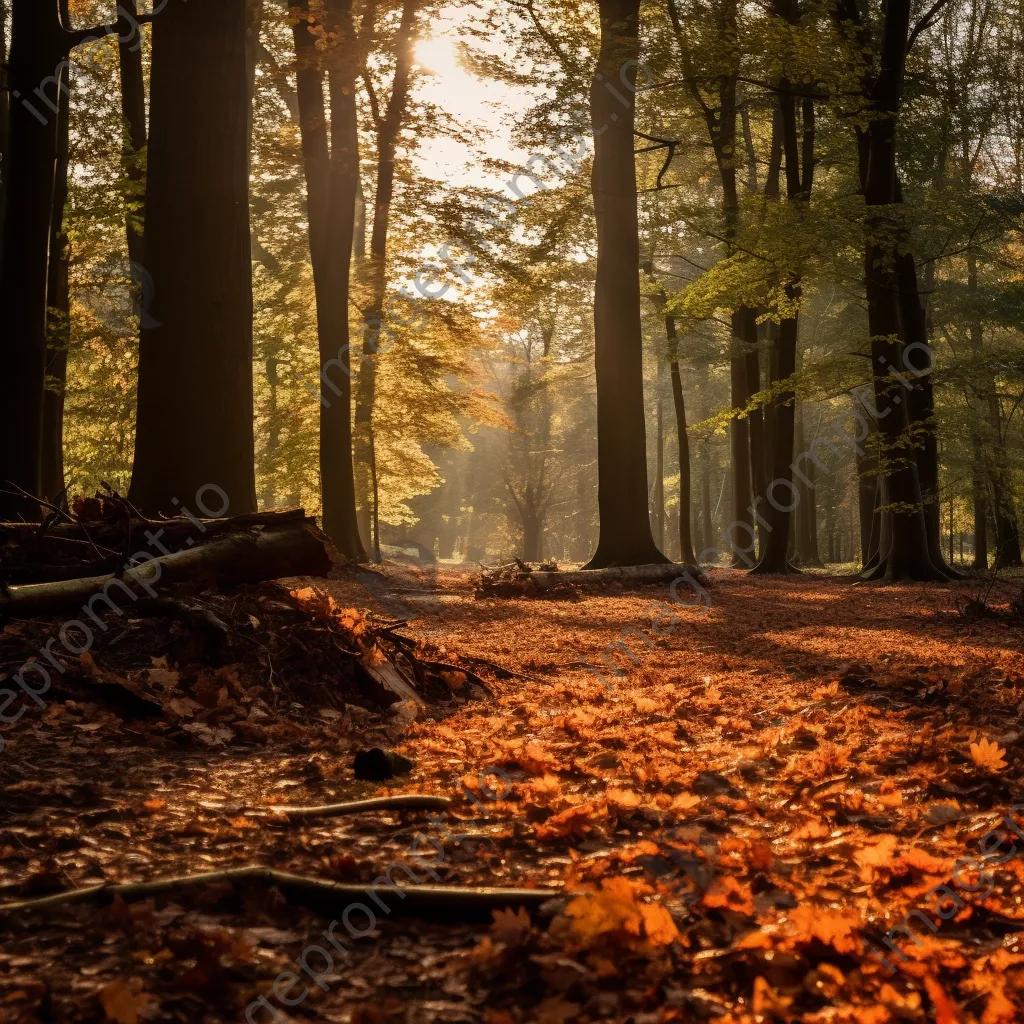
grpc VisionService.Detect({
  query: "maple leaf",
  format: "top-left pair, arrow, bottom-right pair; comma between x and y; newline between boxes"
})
491,905 -> 531,946
563,877 -> 644,944
98,978 -> 156,1024
752,976 -> 794,1018
970,737 -> 1007,772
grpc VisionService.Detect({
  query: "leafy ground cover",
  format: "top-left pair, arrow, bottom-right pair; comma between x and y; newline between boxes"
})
2,566 -> 1024,1023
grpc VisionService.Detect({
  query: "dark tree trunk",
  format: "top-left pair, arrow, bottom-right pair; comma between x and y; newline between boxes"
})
41,48 -> 71,507
669,356 -> 696,565
857,443 -> 879,568
129,0 -> 256,516
288,0 -> 364,558
356,0 -> 419,562
700,440 -> 713,560
0,2 -> 73,520
117,0 -> 146,267
794,407 -> 822,566
0,0 -> 10,269
583,0 -> 666,568
654,394 -> 665,550
753,56 -> 811,574
728,309 -> 755,563
965,254 -> 1022,569
856,0 -> 942,580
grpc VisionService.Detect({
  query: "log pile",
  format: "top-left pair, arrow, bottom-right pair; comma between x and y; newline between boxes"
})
0,496 -> 487,756
476,559 -> 705,599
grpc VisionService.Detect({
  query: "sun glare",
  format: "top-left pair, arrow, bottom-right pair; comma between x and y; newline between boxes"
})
415,36 -> 460,76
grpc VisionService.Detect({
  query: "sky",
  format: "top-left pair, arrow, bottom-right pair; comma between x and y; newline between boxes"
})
410,10 -> 535,189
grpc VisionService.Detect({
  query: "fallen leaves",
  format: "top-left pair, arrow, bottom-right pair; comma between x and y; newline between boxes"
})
970,736 -> 1008,772
560,877 -> 680,950
97,978 -> 156,1024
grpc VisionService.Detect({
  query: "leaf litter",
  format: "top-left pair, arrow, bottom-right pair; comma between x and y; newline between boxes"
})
2,567 -> 1024,1022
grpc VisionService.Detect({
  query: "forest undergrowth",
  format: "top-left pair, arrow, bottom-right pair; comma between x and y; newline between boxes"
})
2,567 -> 1024,1024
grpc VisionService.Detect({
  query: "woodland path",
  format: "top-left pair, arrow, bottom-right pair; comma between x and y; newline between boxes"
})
2,567 -> 1024,1022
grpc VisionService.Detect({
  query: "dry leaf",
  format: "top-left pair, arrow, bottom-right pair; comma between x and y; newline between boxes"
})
970,738 -> 1007,772
98,978 -> 155,1024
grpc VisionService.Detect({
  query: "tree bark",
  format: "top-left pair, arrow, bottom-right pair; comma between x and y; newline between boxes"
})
129,0 -> 257,516
855,0 -> 943,580
583,0 -> 667,568
355,0 -> 419,562
117,0 -> 147,267
0,520 -> 333,618
753,49 -> 810,575
41,33 -> 71,508
290,0 -> 365,559
0,2 -> 74,521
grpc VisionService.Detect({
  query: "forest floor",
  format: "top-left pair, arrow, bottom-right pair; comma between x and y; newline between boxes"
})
3,564 -> 1024,1024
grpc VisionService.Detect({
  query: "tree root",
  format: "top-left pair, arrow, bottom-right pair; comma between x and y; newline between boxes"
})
260,794 -> 451,822
0,865 -> 561,922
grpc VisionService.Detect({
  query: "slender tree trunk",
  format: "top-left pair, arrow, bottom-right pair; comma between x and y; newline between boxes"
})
700,440 -> 713,560
128,0 -> 256,516
669,355 -> 696,565
794,406 -> 822,566
117,0 -> 146,267
41,47 -> 71,506
753,70 -> 810,573
583,0 -> 666,568
655,393 -> 665,550
355,0 -> 418,562
0,2 -> 73,520
288,1 -> 364,557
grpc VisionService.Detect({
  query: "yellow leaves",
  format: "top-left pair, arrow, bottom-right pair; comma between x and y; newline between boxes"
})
97,979 -> 156,1024
562,877 -> 679,949
970,737 -> 1007,773
789,905 -> 862,955
703,876 -> 755,917
854,834 -> 899,881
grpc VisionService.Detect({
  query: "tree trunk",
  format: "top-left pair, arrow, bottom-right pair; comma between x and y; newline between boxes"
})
129,0 -> 257,516
700,440 -> 713,560
289,0 -> 364,559
655,393 -> 665,550
753,70 -> 810,574
583,0 -> 666,569
0,2 -> 73,521
41,44 -> 71,507
794,406 -> 822,566
857,0 -> 942,580
0,0 -> 10,269
117,0 -> 147,267
355,0 -> 419,563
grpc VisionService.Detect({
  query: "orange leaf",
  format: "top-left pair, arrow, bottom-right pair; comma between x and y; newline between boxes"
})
970,738 -> 1007,773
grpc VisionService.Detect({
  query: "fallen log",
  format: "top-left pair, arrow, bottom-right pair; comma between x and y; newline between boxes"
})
261,794 -> 451,822
529,563 -> 703,589
0,865 -> 561,922
476,561 -> 705,598
0,520 -> 333,618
